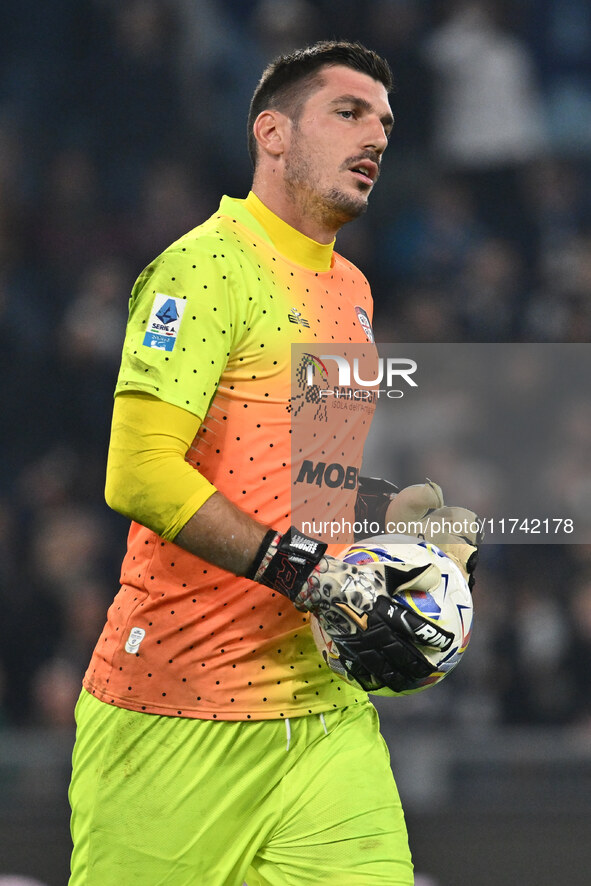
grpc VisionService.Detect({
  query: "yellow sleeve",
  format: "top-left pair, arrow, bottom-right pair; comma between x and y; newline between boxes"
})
105,392 -> 217,540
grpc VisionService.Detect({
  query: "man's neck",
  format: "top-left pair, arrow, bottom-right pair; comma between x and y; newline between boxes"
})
240,192 -> 334,272
251,180 -> 339,245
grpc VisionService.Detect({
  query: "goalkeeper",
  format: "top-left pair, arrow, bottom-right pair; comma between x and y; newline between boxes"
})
69,41 -> 477,886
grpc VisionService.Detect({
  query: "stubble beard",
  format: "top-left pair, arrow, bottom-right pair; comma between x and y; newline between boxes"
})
284,139 -> 369,233
322,186 -> 369,226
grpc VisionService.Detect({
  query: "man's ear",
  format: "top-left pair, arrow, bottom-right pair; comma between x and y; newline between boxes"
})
252,110 -> 290,160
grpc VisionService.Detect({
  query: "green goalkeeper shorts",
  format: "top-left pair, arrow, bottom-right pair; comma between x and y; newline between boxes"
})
69,691 -> 413,886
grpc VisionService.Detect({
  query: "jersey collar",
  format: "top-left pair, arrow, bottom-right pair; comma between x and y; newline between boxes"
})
219,193 -> 334,272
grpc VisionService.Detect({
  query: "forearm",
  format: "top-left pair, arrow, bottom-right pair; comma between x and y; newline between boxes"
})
174,491 -> 269,576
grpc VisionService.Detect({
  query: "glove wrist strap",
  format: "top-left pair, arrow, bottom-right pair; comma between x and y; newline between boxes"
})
246,526 -> 327,601
246,529 -> 279,580
354,475 -> 399,538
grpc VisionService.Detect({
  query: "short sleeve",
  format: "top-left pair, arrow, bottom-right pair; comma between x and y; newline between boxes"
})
115,239 -> 242,421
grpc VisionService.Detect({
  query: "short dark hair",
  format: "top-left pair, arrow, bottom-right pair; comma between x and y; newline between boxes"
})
247,40 -> 393,169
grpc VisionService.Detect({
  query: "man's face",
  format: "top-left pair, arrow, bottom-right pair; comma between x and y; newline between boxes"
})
283,65 -> 393,229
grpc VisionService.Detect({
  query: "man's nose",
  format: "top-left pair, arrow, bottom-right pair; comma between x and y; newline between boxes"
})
362,118 -> 388,154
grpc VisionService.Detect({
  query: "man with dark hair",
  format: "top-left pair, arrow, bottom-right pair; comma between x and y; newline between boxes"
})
246,40 -> 394,168
68,40 -> 473,886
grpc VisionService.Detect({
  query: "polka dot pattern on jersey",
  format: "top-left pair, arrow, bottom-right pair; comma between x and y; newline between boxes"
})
86,196 -> 375,720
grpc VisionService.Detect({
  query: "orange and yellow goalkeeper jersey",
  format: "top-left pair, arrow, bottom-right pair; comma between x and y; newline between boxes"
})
84,193 -> 378,720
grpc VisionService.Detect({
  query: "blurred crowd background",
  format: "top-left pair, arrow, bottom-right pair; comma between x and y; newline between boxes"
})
1,0 -> 591,742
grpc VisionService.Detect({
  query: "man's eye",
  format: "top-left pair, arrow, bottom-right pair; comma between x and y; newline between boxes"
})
338,110 -> 355,119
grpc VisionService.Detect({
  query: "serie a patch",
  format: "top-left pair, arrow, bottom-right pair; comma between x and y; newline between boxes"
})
143,293 -> 186,351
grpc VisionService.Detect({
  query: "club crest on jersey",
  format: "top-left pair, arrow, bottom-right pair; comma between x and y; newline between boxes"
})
143,293 -> 186,351
288,307 -> 310,328
355,305 -> 374,342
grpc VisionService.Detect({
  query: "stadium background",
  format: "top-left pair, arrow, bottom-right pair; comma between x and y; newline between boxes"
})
1,1 -> 591,883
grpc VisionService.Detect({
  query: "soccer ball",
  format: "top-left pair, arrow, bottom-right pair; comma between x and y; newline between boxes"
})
310,535 -> 473,696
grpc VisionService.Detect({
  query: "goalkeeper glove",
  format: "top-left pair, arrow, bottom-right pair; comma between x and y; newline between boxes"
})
354,475 -> 444,538
385,485 -> 480,591
354,476 -> 480,588
246,526 -> 447,692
